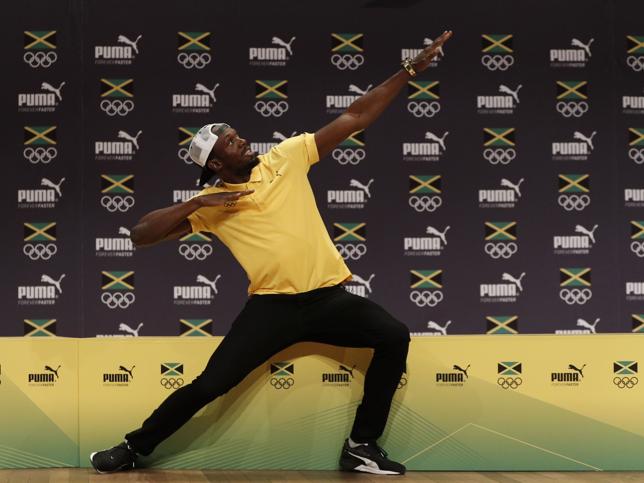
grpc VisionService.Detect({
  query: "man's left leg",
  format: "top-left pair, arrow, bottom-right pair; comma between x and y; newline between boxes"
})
301,286 -> 410,474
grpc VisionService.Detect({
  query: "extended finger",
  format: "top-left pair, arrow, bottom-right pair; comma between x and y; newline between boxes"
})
433,30 -> 453,47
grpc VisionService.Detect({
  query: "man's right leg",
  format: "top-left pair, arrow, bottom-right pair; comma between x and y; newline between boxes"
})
91,295 -> 299,472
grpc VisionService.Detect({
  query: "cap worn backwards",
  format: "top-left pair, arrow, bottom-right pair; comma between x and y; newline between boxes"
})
188,122 -> 230,186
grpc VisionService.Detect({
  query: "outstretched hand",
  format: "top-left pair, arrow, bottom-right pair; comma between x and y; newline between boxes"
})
412,30 -> 453,73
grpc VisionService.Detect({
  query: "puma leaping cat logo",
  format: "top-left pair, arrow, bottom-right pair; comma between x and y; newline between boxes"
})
41,273 -> 65,294
45,365 -> 61,379
424,131 -> 449,151
119,322 -> 143,337
119,365 -> 135,379
196,274 -> 221,295
118,130 -> 142,150
453,364 -> 470,378
574,224 -> 598,244
576,318 -> 599,334
41,177 -> 65,197
117,34 -> 143,54
501,272 -> 526,292
349,179 -> 374,198
568,363 -> 586,377
271,36 -> 296,56
41,82 -> 65,101
351,274 -> 375,293
427,320 -> 451,335
339,364 -> 356,378
195,83 -> 219,103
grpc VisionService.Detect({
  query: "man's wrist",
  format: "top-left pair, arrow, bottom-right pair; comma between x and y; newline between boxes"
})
189,196 -> 203,209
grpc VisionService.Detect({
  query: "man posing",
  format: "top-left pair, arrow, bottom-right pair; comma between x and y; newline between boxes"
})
90,31 -> 452,475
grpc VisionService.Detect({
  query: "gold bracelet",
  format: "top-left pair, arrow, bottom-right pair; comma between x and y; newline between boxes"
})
401,58 -> 417,77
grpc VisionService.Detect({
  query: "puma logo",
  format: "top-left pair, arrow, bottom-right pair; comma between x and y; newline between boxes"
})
117,34 -> 143,54
272,36 -> 296,56
41,82 -> 65,101
45,365 -> 61,379
41,177 -> 65,197
339,364 -> 356,378
270,170 -> 283,183
501,272 -> 526,292
40,273 -> 65,294
118,322 -> 143,337
119,365 -> 135,379
453,364 -> 470,378
568,363 -> 586,378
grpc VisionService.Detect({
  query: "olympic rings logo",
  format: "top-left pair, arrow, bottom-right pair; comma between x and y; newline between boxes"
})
397,376 -> 408,390
177,52 -> 211,69
100,99 -> 134,117
254,100 -> 289,118
627,56 -> 644,72
23,243 -> 57,261
613,376 -> 638,389
179,243 -> 213,261
559,288 -> 592,305
160,377 -> 184,389
178,148 -> 192,165
408,195 -> 442,213
101,195 -> 135,213
101,292 -> 135,309
497,377 -> 522,389
332,148 -> 365,165
331,54 -> 364,71
631,241 -> 644,258
556,101 -> 589,118
484,242 -> 518,259
24,51 -> 58,69
335,243 -> 367,260
407,101 -> 440,118
270,377 -> 294,389
23,147 -> 57,164
628,148 -> 644,165
481,54 -> 514,71
558,194 -> 591,212
409,290 -> 443,307
483,148 -> 516,165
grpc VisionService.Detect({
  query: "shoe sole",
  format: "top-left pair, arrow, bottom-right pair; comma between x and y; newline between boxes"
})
89,452 -> 134,474
351,464 -> 402,475
340,453 -> 404,475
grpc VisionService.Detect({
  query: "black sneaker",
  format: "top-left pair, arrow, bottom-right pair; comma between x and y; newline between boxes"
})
89,441 -> 137,474
339,439 -> 406,475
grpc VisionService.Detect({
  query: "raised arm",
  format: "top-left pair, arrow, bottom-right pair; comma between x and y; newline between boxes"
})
130,190 -> 253,247
314,30 -> 452,160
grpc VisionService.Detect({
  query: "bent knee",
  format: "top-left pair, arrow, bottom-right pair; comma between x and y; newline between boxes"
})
385,319 -> 411,346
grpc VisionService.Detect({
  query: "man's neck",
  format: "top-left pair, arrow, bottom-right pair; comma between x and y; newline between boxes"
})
218,158 -> 260,185
219,172 -> 251,184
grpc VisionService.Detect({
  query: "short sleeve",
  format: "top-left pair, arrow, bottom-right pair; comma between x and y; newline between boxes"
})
266,133 -> 320,173
186,188 -> 219,234
187,209 -> 208,234
303,132 -> 320,166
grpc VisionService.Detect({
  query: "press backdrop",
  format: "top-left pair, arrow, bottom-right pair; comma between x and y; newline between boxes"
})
3,0 -> 644,337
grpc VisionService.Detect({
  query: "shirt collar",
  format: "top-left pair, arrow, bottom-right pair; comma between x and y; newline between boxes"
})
248,164 -> 263,183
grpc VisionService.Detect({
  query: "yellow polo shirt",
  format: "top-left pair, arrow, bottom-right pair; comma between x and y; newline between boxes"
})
187,133 -> 352,294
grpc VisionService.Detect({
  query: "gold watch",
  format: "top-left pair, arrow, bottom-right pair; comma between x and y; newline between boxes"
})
401,58 -> 417,77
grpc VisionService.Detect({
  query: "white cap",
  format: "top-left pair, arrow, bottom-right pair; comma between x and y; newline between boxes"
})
188,123 -> 229,167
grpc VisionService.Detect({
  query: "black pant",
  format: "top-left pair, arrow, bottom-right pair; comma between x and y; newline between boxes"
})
125,285 -> 410,456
